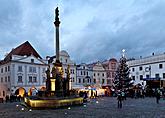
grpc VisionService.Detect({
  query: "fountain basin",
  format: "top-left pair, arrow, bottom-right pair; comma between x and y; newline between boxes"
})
24,96 -> 83,108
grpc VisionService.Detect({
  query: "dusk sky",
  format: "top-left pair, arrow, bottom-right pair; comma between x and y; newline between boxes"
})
0,0 -> 165,63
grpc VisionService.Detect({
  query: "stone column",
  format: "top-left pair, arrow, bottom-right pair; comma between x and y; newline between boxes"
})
54,7 -> 60,62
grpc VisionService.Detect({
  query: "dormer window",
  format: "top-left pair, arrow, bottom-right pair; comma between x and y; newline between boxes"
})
31,59 -> 34,63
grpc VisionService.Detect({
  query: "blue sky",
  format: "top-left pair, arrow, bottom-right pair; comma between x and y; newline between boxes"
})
0,0 -> 165,63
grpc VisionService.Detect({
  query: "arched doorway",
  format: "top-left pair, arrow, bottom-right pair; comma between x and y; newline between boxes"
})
15,87 -> 26,97
28,86 -> 38,96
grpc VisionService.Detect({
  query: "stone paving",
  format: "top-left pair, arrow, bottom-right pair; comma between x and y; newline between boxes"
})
0,97 -> 165,118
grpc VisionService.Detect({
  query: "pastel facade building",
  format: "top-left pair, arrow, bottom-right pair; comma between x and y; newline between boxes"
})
0,41 -> 47,100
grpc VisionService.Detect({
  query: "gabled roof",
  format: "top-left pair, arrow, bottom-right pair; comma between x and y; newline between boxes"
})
4,41 -> 42,62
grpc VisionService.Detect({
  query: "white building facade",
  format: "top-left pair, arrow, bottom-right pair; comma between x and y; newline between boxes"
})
76,64 -> 93,88
0,41 -> 48,100
127,53 -> 165,88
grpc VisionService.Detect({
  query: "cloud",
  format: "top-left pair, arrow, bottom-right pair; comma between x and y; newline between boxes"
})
0,0 -> 165,63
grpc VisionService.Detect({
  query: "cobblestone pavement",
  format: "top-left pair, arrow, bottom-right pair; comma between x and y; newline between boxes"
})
0,97 -> 165,118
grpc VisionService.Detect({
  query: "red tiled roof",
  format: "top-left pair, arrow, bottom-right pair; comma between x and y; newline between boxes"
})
4,41 -> 42,62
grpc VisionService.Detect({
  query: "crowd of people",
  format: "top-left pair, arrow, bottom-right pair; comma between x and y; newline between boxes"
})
116,87 -> 165,108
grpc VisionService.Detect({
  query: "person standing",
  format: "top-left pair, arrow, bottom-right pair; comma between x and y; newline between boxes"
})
156,89 -> 160,104
117,91 -> 122,108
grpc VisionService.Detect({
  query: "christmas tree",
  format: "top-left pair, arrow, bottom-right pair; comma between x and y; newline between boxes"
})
114,50 -> 133,90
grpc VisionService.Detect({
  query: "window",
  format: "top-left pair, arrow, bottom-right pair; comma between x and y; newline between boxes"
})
78,78 -> 81,83
42,68 -> 45,73
132,76 -> 135,80
84,71 -> 86,75
159,64 -> 163,69
111,63 -> 116,69
93,79 -> 96,83
163,73 -> 165,79
29,67 -> 36,73
98,73 -> 99,76
107,79 -> 111,84
83,79 -> 85,83
146,75 -> 150,78
139,66 -> 143,71
29,76 -> 32,83
72,77 -> 74,82
8,66 -> 10,71
43,77 -> 46,82
31,59 -> 34,63
102,73 -> 104,77
87,72 -> 88,76
112,72 -> 115,78
5,77 -> 7,82
18,66 -> 22,72
33,77 -> 37,82
1,78 -> 3,83
132,68 -> 135,72
155,74 -> 159,79
33,67 -> 36,73
102,79 -> 105,84
81,71 -> 82,75
73,70 -> 74,74
65,59 -> 67,63
29,67 -> 32,72
5,67 -> 7,72
1,68 -> 3,73
140,75 -> 143,80
18,76 -> 22,83
8,76 -> 10,82
94,73 -> 95,76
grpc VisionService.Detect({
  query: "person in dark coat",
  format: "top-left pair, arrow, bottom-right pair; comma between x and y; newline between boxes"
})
117,91 -> 122,108
156,89 -> 161,104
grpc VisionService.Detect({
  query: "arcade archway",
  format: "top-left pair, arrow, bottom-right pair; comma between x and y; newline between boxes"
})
15,87 -> 26,97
